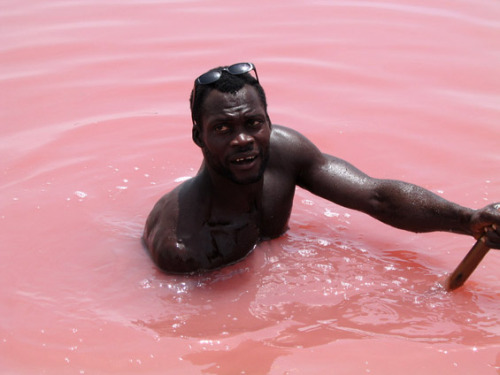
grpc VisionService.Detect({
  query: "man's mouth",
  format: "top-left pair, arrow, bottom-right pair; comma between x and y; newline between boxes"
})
233,156 -> 257,164
232,155 -> 257,165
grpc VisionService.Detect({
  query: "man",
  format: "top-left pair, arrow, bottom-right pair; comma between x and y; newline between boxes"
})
143,62 -> 500,274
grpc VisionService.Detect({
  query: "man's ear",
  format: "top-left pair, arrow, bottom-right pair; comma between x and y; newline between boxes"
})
266,115 -> 272,130
192,123 -> 204,148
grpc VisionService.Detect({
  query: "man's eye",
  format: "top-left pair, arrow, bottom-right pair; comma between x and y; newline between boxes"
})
214,124 -> 230,133
248,119 -> 263,128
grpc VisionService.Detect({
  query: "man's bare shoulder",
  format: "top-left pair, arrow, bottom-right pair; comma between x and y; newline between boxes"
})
271,124 -> 321,150
143,185 -> 180,249
145,175 -> 204,223
271,124 -> 307,142
143,177 -> 206,273
269,125 -> 323,170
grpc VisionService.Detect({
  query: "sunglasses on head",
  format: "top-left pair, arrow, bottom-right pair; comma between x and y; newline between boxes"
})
195,62 -> 259,85
192,62 -> 259,110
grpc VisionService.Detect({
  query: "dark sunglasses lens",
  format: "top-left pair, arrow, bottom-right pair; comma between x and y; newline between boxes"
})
197,71 -> 222,85
227,63 -> 253,75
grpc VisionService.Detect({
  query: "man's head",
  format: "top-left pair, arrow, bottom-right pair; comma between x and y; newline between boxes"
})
190,63 -> 272,185
190,62 -> 268,128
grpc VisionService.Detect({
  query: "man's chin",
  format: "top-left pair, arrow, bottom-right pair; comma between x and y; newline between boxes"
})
228,160 -> 268,185
230,174 -> 264,185
208,152 -> 269,185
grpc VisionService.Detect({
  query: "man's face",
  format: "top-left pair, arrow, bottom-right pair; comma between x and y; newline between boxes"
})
195,85 -> 271,185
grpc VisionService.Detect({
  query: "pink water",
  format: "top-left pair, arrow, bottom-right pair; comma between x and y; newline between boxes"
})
1,0 -> 499,374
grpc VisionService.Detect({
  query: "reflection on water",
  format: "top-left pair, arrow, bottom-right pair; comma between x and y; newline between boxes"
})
2,0 -> 500,373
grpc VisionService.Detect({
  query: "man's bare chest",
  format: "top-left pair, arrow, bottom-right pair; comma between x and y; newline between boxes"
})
177,208 -> 260,270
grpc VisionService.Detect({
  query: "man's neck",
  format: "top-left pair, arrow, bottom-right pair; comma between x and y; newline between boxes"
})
201,167 -> 263,213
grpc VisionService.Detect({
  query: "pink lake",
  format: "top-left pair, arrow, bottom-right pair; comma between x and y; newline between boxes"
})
1,0 -> 499,374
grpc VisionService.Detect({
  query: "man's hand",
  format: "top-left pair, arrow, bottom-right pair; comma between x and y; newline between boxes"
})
470,203 -> 500,249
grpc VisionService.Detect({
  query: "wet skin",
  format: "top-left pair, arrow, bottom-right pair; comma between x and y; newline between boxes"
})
143,85 -> 500,274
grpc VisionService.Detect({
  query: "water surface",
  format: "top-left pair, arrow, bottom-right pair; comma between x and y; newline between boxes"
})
1,0 -> 499,374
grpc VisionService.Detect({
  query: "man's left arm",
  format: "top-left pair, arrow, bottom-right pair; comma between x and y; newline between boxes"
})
290,131 -> 500,248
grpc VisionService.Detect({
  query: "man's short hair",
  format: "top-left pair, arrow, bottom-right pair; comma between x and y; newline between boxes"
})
189,66 -> 268,127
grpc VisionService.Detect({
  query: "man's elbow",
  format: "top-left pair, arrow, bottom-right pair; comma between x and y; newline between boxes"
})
366,188 -> 392,217
365,188 -> 413,230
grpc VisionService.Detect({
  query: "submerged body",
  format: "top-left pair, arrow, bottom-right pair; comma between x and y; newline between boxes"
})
143,66 -> 500,274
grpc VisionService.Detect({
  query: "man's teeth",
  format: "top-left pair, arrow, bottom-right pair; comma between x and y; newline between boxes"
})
235,156 -> 255,163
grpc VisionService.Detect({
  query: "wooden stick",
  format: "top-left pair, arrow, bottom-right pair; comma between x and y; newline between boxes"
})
446,236 -> 490,291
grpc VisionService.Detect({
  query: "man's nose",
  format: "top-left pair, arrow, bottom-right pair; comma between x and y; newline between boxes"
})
230,131 -> 254,147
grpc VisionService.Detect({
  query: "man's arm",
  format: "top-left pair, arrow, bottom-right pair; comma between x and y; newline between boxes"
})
143,187 -> 186,272
281,127 -> 500,248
